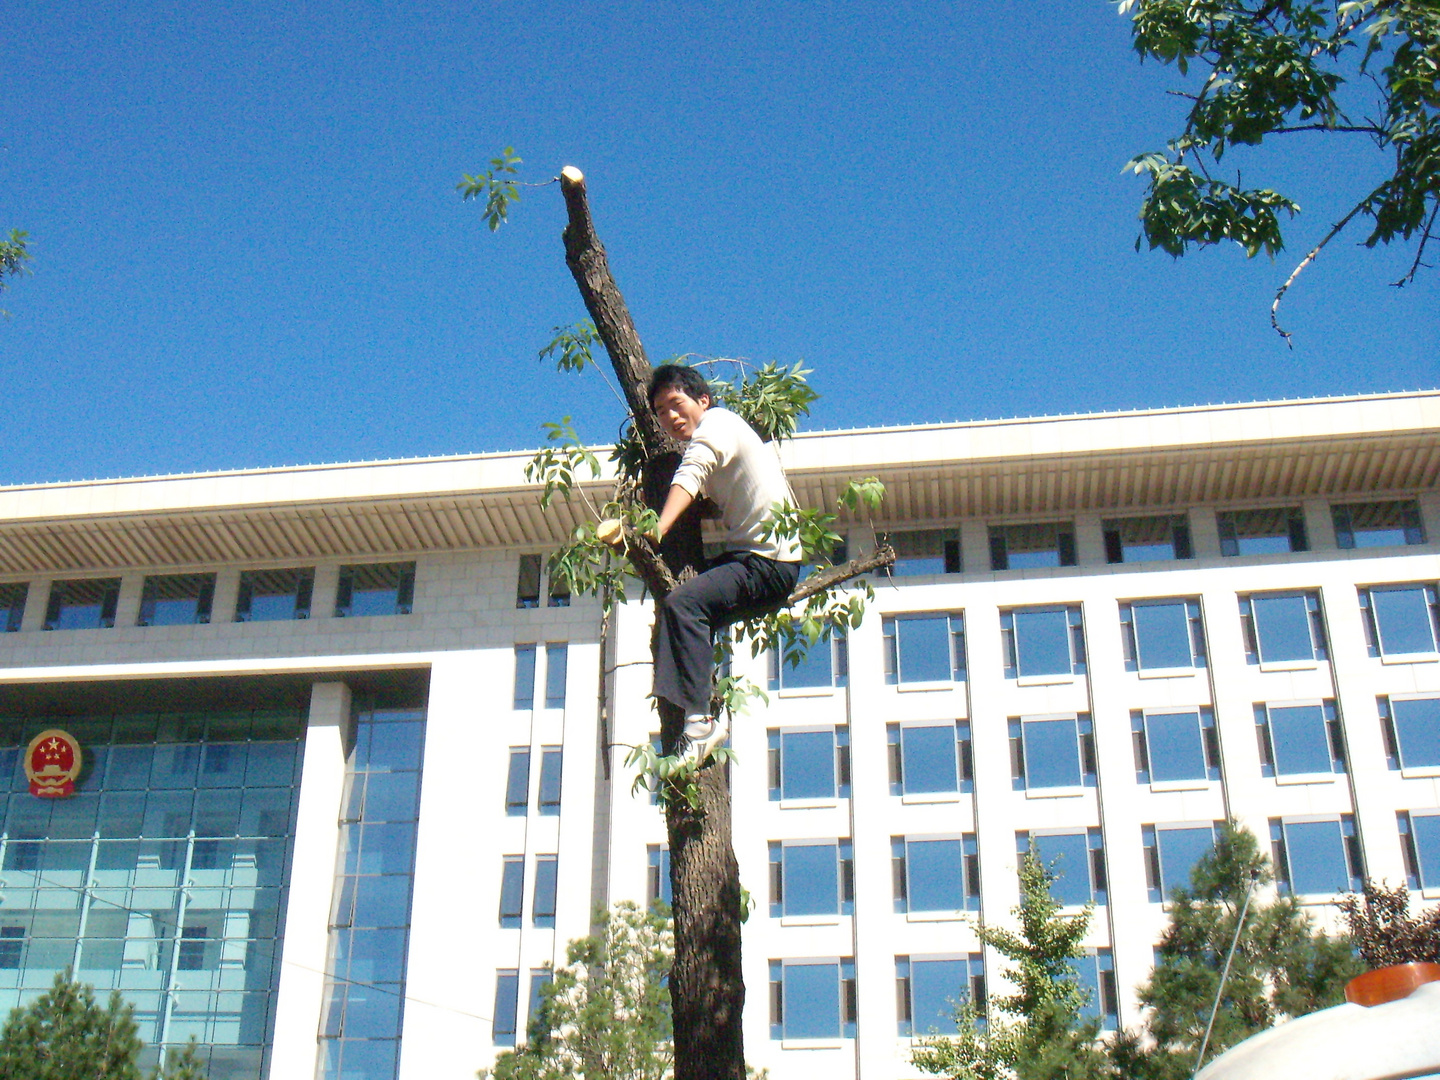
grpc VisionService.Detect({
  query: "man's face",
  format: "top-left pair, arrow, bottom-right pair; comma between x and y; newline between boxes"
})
652,386 -> 710,441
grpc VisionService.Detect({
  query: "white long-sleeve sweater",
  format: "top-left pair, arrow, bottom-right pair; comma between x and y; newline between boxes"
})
670,407 -> 802,562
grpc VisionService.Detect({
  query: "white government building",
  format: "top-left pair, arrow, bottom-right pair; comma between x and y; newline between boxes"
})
0,390 -> 1437,1080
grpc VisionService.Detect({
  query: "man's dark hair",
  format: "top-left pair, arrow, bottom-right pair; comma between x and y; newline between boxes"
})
648,364 -> 711,407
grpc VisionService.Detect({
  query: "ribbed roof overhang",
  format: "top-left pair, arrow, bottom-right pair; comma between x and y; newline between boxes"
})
0,393 -> 1436,574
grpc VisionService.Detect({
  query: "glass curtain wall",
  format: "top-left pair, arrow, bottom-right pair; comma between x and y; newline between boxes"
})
318,707 -> 425,1080
0,709 -> 304,1079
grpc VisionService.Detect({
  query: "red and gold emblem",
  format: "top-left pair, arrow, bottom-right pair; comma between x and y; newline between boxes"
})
25,729 -> 82,798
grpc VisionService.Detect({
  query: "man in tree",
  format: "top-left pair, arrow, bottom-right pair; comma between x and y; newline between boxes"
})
643,363 -> 802,765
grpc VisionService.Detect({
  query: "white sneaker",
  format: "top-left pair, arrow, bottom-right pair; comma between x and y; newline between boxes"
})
679,713 -> 729,767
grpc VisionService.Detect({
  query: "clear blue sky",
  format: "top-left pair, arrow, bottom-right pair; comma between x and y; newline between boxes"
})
3,1 -> 1435,485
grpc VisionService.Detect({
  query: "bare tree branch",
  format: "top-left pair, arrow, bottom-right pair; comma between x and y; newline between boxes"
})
1394,202 -> 1439,288
1271,191 -> 1375,346
789,545 -> 896,604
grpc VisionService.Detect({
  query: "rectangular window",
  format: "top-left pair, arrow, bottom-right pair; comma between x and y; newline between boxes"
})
532,855 -> 558,928
887,722 -> 972,796
647,845 -> 672,909
885,529 -> 963,576
499,857 -> 524,928
528,968 -> 553,1036
514,645 -> 537,709
1360,583 -> 1440,658
1271,816 -> 1363,896
43,577 -> 120,630
1256,700 -> 1345,778
1381,695 -> 1440,771
896,955 -> 984,1037
1132,708 -> 1220,785
1002,606 -> 1085,679
769,841 -> 854,918
768,727 -> 850,801
1103,514 -> 1193,564
493,970 -> 520,1045
516,554 -> 542,609
892,836 -> 980,913
769,959 -> 856,1041
547,561 -> 570,608
1010,715 -> 1095,791
1333,499 -> 1425,549
1239,592 -> 1328,665
234,567 -> 313,621
177,924 -> 208,971
1218,507 -> 1308,556
1120,599 -> 1206,672
883,614 -> 966,685
1143,823 -> 1220,901
1021,829 -> 1106,906
0,926 -> 22,969
1399,811 -> 1440,891
138,572 -> 216,627
0,583 -> 27,632
504,749 -> 531,815
768,631 -> 847,691
537,748 -> 562,815
544,643 -> 568,708
988,522 -> 1077,571
1072,950 -> 1118,1031
334,561 -> 415,617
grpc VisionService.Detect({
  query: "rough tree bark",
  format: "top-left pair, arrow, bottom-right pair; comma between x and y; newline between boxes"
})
558,166 -> 895,1080
560,165 -> 745,1080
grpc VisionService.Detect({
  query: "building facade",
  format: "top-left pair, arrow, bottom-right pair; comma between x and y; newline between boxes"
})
0,391 -> 1436,1079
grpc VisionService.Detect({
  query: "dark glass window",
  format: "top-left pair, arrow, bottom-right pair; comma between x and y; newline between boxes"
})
883,614 -> 965,684
769,959 -> 856,1040
234,567 -> 313,622
1240,592 -> 1327,664
1103,514 -> 1193,564
885,529 -> 962,576
1272,816 -> 1363,895
895,955 -> 983,1037
1381,696 -> 1440,770
1132,708 -> 1219,785
1333,499 -> 1425,549
1143,823 -> 1219,901
138,573 -> 216,627
1399,812 -> 1440,890
499,857 -> 524,928
544,644 -> 567,709
334,562 -> 415,617
1002,606 -> 1085,679
1023,830 -> 1105,907
516,554 -> 542,609
43,578 -> 120,630
768,728 -> 849,801
493,970 -> 519,1045
1256,701 -> 1344,777
177,924 -> 208,970
532,855 -> 558,928
0,926 -> 23,969
504,749 -> 530,815
0,583 -> 27,632
1360,584 -> 1440,657
513,646 -> 537,710
1010,715 -> 1095,790
537,748 -> 562,815
1120,599 -> 1205,671
1218,507 -> 1308,556
892,836 -> 979,913
769,841 -> 853,917
988,522 -> 1077,571
887,722 -> 971,795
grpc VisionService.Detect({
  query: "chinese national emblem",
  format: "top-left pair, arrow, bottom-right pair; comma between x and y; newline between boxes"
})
25,729 -> 83,798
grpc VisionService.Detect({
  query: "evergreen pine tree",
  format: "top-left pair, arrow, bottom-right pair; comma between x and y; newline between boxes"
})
912,852 -> 1111,1080
1110,824 -> 1362,1080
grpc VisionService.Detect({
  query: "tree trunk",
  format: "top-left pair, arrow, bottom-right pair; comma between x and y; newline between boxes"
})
560,166 -> 747,1080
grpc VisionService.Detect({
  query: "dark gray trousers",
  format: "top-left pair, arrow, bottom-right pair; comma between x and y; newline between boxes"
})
653,553 -> 801,717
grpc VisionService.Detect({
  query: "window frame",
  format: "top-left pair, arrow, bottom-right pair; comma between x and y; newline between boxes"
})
1131,707 -> 1220,789
531,854 -> 558,928
42,577 -> 121,631
1009,713 -> 1096,795
1102,514 -> 1194,564
887,721 -> 973,800
1021,828 -> 1106,907
544,643 -> 568,709
1399,810 -> 1440,896
234,567 -> 314,622
333,561 -> 415,618
138,572 -> 217,627
1001,605 -> 1086,683
1119,598 -> 1206,675
1239,591 -> 1328,669
1379,694 -> 1440,776
768,839 -> 854,921
895,953 -> 985,1038
883,528 -> 963,577
768,958 -> 857,1043
536,747 -> 562,815
0,582 -> 26,633
499,856 -> 524,928
504,748 -> 531,816
988,521 -> 1078,571
1217,506 -> 1309,557
513,645 -> 537,710
1071,949 -> 1118,1031
882,613 -> 966,688
1255,699 -> 1346,782
493,969 -> 520,1046
892,835 -> 980,916
767,630 -> 849,694
1142,822 -> 1221,902
1359,583 -> 1440,662
1271,815 -> 1363,897
767,726 -> 850,804
1333,499 -> 1425,549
